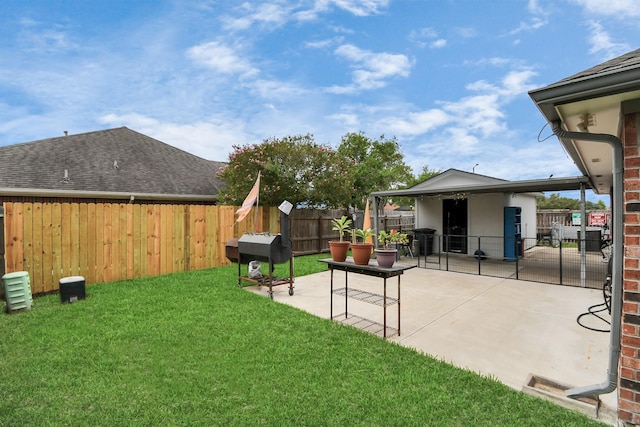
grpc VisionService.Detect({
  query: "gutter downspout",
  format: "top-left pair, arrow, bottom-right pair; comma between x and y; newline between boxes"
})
551,121 -> 623,399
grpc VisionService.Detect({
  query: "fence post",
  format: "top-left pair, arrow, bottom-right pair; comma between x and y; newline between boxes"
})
317,216 -> 323,253
515,237 -> 519,280
559,240 -> 563,285
445,234 -> 449,271
477,236 -> 481,275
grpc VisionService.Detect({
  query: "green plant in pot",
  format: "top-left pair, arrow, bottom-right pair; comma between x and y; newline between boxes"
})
329,215 -> 352,262
376,229 -> 408,268
350,228 -> 374,265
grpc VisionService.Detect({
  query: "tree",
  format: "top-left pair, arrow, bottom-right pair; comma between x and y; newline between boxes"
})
336,132 -> 413,210
536,193 -> 607,210
407,164 -> 441,187
217,134 -> 354,208
391,165 -> 442,208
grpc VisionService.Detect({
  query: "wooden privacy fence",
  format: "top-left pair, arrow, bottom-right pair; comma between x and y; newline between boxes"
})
3,201 -> 280,295
3,201 -> 415,296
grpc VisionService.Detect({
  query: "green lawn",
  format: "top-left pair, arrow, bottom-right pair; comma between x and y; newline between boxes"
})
0,255 -> 604,426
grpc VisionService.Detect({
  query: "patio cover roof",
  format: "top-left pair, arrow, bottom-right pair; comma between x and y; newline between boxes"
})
371,175 -> 591,198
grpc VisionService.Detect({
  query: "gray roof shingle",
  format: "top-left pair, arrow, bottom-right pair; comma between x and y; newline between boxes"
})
548,48 -> 640,87
0,127 -> 226,197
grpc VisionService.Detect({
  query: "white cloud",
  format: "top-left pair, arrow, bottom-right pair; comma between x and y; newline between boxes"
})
99,113 -> 252,161
500,68 -> 538,96
570,0 -> 640,17
506,17 -> 547,35
186,41 -> 258,76
17,18 -> 79,53
302,0 -> 390,19
221,2 -> 291,31
248,79 -> 310,100
586,20 -> 630,60
379,109 -> 450,136
330,0 -> 390,16
329,44 -> 412,91
326,112 -> 360,128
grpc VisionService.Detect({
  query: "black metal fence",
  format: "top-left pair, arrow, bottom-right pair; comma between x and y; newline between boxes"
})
413,233 -> 609,289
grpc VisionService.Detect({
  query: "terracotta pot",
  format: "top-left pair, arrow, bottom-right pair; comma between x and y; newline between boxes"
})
351,243 -> 374,265
375,249 -> 397,268
329,241 -> 350,262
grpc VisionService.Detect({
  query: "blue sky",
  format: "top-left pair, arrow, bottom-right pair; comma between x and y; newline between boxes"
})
0,0 -> 636,204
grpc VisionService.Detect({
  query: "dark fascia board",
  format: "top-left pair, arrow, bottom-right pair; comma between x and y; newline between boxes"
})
0,187 -> 218,202
371,176 -> 590,198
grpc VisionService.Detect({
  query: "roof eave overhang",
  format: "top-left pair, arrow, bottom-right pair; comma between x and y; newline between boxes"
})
0,187 -> 219,202
529,68 -> 640,190
371,176 -> 590,198
529,68 -> 640,120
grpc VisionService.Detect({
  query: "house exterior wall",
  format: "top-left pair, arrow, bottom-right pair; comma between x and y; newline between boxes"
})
414,192 -> 538,258
620,111 -> 640,425
415,197 -> 441,232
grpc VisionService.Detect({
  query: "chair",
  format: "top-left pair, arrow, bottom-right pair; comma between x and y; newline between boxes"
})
399,234 -> 414,258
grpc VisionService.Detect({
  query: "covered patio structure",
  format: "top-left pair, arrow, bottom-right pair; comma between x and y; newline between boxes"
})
371,175 -> 602,288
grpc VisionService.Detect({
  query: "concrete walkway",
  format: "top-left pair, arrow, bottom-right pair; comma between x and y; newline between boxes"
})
246,263 -> 616,421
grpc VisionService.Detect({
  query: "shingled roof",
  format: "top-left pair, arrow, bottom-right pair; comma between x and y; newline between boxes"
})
0,127 -> 227,200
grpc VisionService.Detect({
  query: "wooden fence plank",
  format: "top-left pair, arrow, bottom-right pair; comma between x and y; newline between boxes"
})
60,203 -> 72,278
205,206 -> 217,266
126,203 -> 134,279
22,203 -> 33,275
51,202 -> 62,289
41,203 -> 53,292
86,203 -> 97,285
78,203 -> 88,279
117,203 -> 128,280
6,203 -> 25,272
102,203 -> 112,283
132,204 -> 142,278
160,204 -> 170,275
173,205 -> 185,272
31,203 -> 44,293
70,202 -> 81,277
95,203 -> 105,284
111,203 -> 121,281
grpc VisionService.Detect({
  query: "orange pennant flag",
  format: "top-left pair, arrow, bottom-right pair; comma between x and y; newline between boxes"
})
363,199 -> 373,244
236,172 -> 260,223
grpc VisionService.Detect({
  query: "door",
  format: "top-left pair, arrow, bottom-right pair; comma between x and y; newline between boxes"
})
443,199 -> 467,253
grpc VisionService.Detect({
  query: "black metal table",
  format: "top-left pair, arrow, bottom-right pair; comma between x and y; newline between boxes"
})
318,259 -> 416,338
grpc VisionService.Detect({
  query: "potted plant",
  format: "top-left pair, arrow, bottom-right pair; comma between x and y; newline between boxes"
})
376,229 -> 408,268
350,228 -> 375,265
329,215 -> 352,262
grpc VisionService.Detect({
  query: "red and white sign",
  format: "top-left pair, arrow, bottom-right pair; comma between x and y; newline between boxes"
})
589,212 -> 607,226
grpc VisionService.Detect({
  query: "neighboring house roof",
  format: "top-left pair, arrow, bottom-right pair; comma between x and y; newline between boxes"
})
372,168 -> 587,199
0,127 -> 227,201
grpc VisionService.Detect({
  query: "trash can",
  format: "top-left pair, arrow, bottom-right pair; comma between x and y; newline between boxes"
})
578,230 -> 602,252
2,271 -> 32,313
414,228 -> 436,256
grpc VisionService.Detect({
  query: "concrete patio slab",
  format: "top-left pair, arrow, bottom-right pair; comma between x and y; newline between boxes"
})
245,263 -> 616,422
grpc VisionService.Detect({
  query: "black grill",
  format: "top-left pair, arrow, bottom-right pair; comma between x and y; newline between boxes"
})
225,208 -> 294,299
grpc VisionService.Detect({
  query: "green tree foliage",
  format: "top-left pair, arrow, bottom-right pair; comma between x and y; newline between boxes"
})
391,165 -> 442,208
336,132 -> 413,210
217,134 -> 353,208
407,164 -> 441,187
537,193 -> 607,210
